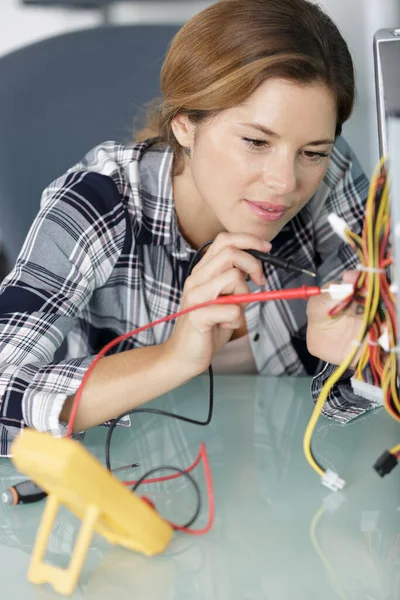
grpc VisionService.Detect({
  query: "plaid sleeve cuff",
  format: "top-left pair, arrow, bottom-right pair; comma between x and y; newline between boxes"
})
22,388 -> 131,441
22,390 -> 69,437
311,362 -> 382,424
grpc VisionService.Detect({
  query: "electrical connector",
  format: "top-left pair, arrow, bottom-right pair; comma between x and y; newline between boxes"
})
350,377 -> 384,405
322,283 -> 354,301
327,213 -> 351,243
321,469 -> 345,492
378,327 -> 390,352
373,450 -> 398,477
323,491 -> 346,512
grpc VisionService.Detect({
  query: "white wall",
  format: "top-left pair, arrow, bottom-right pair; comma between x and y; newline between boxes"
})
0,0 -> 399,176
0,1 -> 211,57
0,0 -> 100,57
313,0 -> 400,176
110,0 -> 212,23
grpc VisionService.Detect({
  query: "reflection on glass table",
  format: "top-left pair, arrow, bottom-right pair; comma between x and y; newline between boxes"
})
1,375 -> 400,599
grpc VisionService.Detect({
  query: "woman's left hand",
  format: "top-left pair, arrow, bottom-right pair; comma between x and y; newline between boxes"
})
306,270 -> 364,368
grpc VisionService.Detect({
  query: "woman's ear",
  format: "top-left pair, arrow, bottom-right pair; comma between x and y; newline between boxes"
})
171,114 -> 196,150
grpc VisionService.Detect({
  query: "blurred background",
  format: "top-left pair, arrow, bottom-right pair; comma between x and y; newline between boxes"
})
0,0 -> 399,270
0,0 -> 399,177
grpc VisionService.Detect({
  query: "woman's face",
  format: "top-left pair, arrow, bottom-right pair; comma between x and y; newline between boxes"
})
173,78 -> 337,243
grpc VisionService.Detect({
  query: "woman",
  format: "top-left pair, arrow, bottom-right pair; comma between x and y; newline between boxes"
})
0,0 -> 371,454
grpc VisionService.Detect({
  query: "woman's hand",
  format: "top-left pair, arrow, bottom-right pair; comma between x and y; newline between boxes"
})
165,232 -> 271,377
306,270 -> 364,368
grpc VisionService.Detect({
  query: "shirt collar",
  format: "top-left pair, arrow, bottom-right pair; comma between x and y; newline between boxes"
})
136,140 -> 194,261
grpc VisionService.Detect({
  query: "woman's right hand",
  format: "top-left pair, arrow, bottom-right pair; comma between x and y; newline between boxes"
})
306,270 -> 364,368
165,232 -> 271,377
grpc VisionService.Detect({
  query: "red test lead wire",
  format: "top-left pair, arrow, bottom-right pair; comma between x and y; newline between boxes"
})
66,285 -> 321,438
213,285 -> 321,304
130,443 -> 215,536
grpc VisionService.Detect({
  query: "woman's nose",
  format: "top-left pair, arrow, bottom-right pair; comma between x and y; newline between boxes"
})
262,156 -> 297,195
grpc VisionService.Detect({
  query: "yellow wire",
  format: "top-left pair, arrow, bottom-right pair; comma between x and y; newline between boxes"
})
303,281 -> 373,476
348,177 -> 388,382
310,506 -> 348,600
390,356 -> 400,415
303,157 -> 387,478
356,342 -> 370,379
303,242 -> 373,476
381,351 -> 400,421
354,176 -> 388,381
369,175 -> 387,323
377,179 -> 400,417
345,231 -> 365,264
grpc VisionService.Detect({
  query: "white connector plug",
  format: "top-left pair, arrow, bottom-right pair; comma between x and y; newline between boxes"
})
323,491 -> 346,512
350,377 -> 384,405
328,213 -> 351,243
378,327 -> 390,352
322,283 -> 354,301
321,469 -> 345,492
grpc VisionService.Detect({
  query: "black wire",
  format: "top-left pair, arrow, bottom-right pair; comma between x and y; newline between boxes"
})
104,379 -> 213,470
132,466 -> 201,529
186,240 -> 213,276
104,240 -> 215,531
105,240 -> 215,470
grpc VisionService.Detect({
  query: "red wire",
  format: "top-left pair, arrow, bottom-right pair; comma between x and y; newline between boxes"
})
385,387 -> 399,421
173,443 -> 214,535
125,443 -> 214,535
327,271 -> 363,318
123,446 -> 203,487
368,327 -> 380,386
66,285 -> 321,437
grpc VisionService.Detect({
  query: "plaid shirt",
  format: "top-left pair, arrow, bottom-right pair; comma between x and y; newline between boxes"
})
0,136 -> 380,456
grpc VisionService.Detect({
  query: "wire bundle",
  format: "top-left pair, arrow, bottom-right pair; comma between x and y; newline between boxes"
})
303,158 -> 400,483
343,160 -> 397,415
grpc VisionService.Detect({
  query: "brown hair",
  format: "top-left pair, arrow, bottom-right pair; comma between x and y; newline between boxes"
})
136,0 -> 355,173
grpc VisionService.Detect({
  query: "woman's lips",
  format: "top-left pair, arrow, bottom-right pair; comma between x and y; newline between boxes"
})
244,199 -> 288,222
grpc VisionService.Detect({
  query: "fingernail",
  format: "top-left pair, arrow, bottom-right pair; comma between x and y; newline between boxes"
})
263,241 -> 272,250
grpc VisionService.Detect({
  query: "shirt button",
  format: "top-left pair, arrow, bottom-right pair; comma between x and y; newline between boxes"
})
253,333 -> 260,342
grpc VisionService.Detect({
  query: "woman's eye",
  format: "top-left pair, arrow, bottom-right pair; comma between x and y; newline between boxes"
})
242,137 -> 268,151
303,150 -> 330,163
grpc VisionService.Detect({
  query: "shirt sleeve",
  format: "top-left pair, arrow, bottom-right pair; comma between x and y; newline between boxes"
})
309,136 -> 382,423
0,169 -> 127,455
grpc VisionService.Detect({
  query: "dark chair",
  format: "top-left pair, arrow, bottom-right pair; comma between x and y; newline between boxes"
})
0,24 -> 179,266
